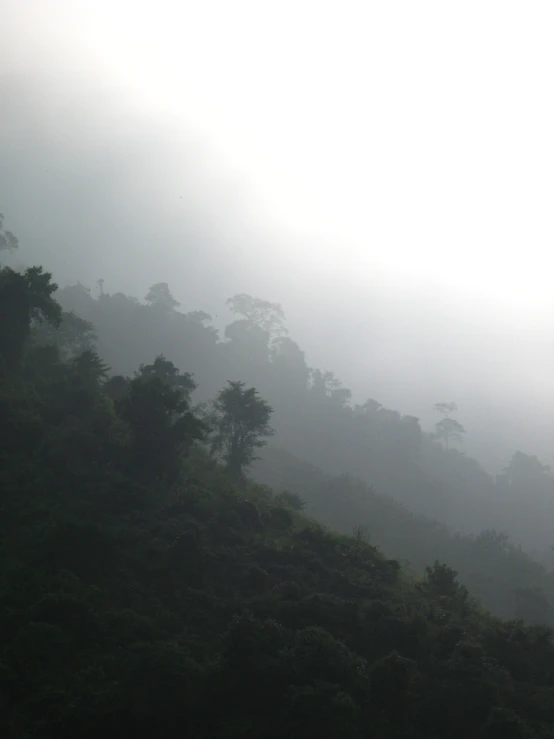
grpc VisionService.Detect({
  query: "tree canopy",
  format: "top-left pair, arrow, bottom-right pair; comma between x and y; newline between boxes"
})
210,380 -> 274,479
2,248 -> 554,736
0,265 -> 61,375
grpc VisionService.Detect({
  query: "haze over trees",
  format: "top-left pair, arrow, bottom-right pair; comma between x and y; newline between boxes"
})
45,265 -> 554,563
3,1 -> 554,733
3,205 -> 553,588
434,402 -> 466,450
3,216 -> 554,735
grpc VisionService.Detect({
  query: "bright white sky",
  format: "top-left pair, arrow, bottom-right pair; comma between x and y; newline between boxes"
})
4,0 -> 554,323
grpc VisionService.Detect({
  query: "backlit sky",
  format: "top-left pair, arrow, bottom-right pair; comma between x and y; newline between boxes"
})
4,0 -> 554,318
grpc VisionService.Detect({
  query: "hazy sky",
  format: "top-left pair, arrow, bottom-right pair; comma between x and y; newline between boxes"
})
2,1 -> 553,469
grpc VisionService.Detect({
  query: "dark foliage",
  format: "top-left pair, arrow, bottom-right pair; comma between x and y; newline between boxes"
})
3,255 -> 554,736
210,380 -> 274,480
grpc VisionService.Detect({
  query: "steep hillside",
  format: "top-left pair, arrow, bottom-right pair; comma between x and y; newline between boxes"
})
50,278 -> 554,560
253,447 -> 554,624
2,260 -> 554,737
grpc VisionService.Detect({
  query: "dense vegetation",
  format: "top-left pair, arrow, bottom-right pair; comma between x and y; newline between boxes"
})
48,273 -> 554,559
253,448 -> 554,625
2,220 -> 554,736
27,247 -> 553,622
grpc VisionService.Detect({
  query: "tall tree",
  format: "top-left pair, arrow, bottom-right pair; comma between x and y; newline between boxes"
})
210,381 -> 274,480
434,401 -> 465,449
435,417 -> 466,450
145,282 -> 180,311
71,350 -> 110,388
0,265 -> 61,375
120,366 -> 204,483
226,294 -> 287,338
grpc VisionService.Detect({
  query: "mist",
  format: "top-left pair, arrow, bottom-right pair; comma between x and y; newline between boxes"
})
2,1 -> 553,475
8,9 -> 554,729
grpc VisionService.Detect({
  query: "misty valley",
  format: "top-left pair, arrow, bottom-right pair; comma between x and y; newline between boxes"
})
1,212 -> 554,737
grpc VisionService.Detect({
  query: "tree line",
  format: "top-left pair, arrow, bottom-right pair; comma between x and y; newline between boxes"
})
4,218 -> 554,735
46,272 -> 554,561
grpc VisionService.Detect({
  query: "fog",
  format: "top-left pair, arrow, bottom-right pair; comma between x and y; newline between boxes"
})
2,1 -> 553,474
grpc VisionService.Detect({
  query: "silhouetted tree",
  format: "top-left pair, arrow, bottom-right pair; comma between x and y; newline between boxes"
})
71,349 -> 110,388
120,362 -> 205,483
145,282 -> 180,311
136,354 -> 196,398
420,561 -> 469,613
210,381 -> 274,480
435,417 -> 466,449
0,265 -> 61,375
226,293 -> 287,337
434,401 -> 465,449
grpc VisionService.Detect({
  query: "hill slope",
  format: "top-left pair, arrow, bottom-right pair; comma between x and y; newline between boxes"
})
253,446 -> 554,624
50,277 -> 554,561
2,261 -> 554,737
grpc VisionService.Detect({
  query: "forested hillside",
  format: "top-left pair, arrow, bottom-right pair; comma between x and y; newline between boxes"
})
3,210 -> 554,734
253,448 -> 554,625
3,256 -> 554,737
4,208 -> 551,621
48,268 -> 554,562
